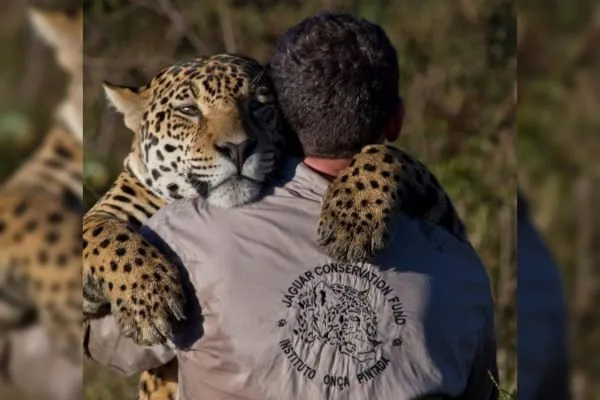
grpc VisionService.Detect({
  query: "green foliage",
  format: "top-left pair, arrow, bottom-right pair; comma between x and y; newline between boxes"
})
519,0 -> 600,396
0,2 -> 66,397
83,359 -> 139,400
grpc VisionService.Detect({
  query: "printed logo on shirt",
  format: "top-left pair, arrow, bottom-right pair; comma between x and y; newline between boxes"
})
277,262 -> 406,391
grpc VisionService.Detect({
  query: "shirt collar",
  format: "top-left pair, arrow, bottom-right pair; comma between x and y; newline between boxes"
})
277,157 -> 330,202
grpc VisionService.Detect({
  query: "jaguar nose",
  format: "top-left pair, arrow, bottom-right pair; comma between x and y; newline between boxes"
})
215,138 -> 258,171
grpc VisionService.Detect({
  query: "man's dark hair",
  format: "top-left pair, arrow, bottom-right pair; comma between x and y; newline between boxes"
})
269,11 -> 400,158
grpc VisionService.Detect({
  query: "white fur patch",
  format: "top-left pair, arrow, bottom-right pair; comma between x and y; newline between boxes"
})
206,176 -> 262,208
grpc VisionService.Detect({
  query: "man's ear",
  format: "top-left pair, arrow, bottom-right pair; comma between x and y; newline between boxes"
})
103,82 -> 148,132
385,97 -> 404,143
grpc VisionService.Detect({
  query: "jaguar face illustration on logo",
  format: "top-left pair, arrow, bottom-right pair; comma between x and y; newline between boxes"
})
277,263 -> 408,390
293,281 -> 382,365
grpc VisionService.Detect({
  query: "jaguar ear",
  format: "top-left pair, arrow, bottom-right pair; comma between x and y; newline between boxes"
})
103,82 -> 148,132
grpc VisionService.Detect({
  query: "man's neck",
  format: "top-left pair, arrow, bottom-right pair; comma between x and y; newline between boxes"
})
303,156 -> 353,182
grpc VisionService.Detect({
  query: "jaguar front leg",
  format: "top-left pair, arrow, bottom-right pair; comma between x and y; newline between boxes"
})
83,213 -> 186,346
319,144 -> 466,263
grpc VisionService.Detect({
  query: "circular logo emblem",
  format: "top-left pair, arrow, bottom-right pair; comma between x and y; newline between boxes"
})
277,263 -> 406,391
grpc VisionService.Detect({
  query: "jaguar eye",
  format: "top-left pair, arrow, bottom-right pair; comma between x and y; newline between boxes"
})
254,86 -> 273,104
176,105 -> 201,117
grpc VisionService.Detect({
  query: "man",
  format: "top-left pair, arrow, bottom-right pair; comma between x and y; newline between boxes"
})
86,12 -> 498,400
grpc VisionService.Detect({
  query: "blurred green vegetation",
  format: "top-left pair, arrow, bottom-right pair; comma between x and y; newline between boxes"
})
0,1 -> 66,181
83,0 -> 517,398
519,1 -> 600,399
0,1 -> 67,398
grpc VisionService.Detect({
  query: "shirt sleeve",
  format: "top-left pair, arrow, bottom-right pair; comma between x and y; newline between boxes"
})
84,208 -> 181,376
461,303 -> 499,400
85,315 -> 176,377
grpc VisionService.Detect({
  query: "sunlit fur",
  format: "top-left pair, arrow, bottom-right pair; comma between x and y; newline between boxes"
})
104,55 -> 281,208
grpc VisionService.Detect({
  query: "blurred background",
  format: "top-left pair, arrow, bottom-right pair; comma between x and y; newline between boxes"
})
83,0 -> 517,398
0,0 -> 68,398
0,0 -> 594,399
519,0 -> 600,399
0,0 -> 66,183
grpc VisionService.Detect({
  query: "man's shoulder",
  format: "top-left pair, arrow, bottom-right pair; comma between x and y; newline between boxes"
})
145,159 -> 324,234
143,188 -> 319,249
140,198 -> 209,259
381,214 -> 490,284
144,198 -> 196,232
149,183 -> 320,227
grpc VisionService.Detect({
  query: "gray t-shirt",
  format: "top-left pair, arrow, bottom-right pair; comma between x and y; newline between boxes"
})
87,159 -> 498,400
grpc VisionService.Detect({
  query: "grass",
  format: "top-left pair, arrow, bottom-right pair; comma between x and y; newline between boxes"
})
489,370 -> 517,399
83,359 -> 139,400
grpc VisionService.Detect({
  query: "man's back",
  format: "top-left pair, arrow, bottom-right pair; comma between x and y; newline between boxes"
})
84,11 -> 499,400
139,159 -> 497,400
